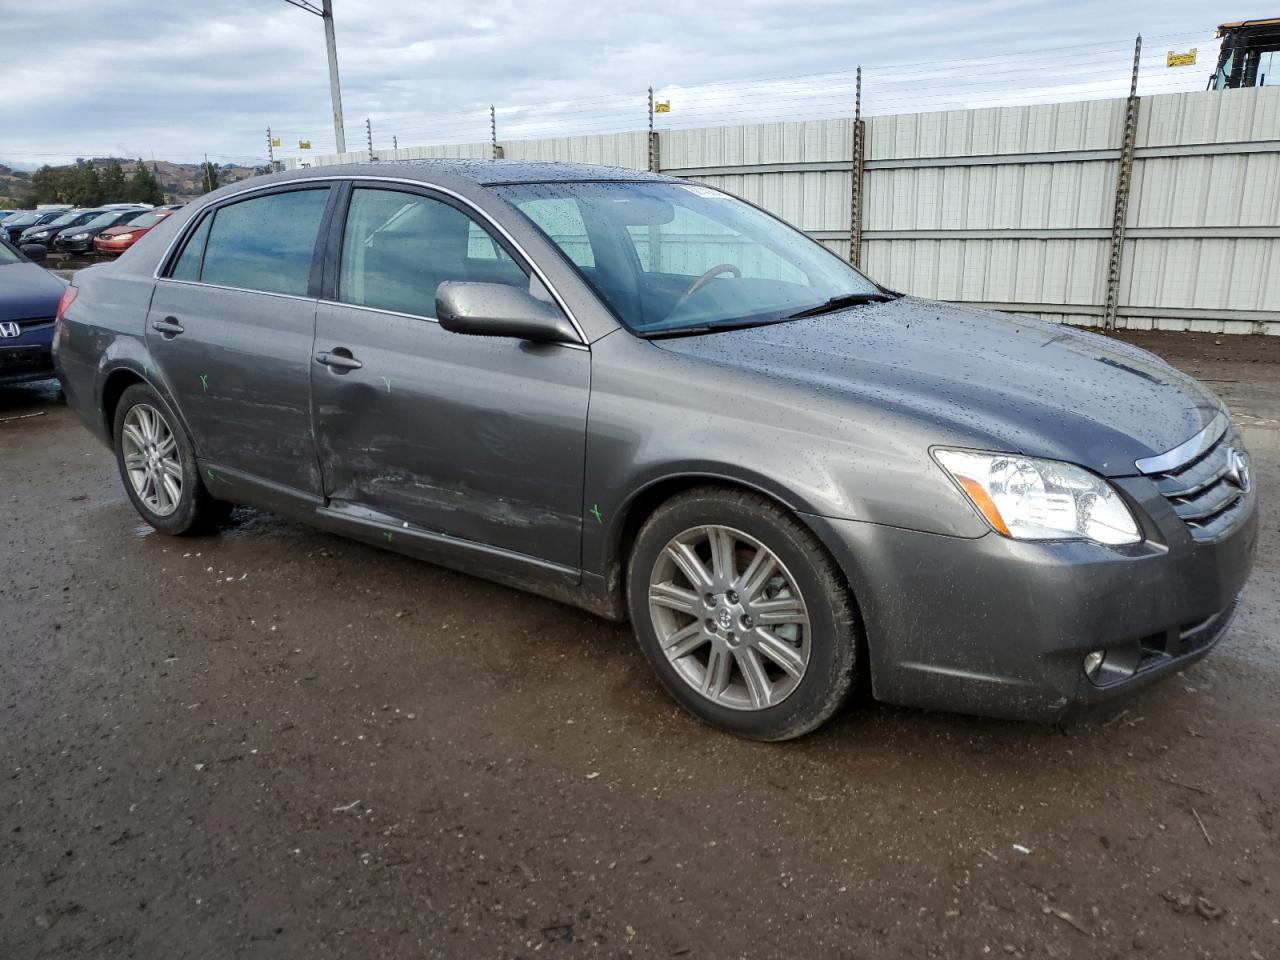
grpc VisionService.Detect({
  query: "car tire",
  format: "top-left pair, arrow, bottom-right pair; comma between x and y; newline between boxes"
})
627,485 -> 859,741
112,382 -> 231,535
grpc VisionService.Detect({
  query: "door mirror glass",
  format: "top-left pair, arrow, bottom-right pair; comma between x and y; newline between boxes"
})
436,281 -> 579,343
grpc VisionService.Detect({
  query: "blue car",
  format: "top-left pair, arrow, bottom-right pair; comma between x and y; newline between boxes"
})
0,239 -> 67,385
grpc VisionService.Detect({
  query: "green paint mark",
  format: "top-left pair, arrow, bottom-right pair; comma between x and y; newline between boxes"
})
207,469 -> 216,482
199,374 -> 208,391
384,531 -> 394,542
590,504 -> 603,524
381,377 -> 392,394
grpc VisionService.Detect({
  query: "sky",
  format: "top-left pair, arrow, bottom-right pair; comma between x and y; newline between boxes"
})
0,0 -> 1271,168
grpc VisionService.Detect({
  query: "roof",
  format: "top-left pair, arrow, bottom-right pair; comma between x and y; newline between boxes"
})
280,158 -> 672,187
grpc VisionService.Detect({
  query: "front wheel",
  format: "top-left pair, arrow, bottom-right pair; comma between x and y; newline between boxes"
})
113,382 -> 230,535
627,486 -> 860,741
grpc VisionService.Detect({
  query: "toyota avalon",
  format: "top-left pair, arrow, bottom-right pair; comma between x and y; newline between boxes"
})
53,161 -> 1258,740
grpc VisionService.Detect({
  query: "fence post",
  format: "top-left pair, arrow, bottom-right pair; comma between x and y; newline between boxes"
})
1104,35 -> 1142,332
647,86 -> 661,172
365,117 -> 374,161
490,105 -> 503,159
850,66 -> 865,268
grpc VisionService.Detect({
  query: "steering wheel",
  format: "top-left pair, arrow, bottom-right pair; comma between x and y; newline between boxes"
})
673,263 -> 742,307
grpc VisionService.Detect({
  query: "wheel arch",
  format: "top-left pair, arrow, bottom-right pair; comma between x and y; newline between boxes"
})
100,367 -> 149,446
602,472 -> 860,624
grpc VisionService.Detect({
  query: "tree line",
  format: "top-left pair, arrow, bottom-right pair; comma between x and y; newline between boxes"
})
18,159 -> 203,208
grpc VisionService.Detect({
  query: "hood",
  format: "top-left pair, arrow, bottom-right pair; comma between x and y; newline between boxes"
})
656,297 -> 1219,476
99,223 -> 151,239
0,260 -> 67,320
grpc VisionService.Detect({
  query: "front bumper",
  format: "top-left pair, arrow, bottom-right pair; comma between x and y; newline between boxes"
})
806,479 -> 1258,722
0,342 -> 55,384
53,237 -> 94,254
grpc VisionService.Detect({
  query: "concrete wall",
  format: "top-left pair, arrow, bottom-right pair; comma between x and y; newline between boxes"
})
288,87 -> 1280,334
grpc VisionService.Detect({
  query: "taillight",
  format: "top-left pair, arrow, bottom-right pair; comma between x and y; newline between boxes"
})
54,285 -> 78,347
56,285 -> 78,322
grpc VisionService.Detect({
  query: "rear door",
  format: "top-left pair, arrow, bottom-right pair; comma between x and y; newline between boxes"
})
309,183 -> 590,567
146,185 -> 334,497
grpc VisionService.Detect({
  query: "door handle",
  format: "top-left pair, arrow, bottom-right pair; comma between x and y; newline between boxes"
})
152,317 -> 185,337
315,349 -> 363,372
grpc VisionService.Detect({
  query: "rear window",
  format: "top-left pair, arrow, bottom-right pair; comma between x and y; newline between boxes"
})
170,188 -> 330,296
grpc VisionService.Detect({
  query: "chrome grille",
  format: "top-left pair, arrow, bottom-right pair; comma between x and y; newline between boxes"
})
1138,414 -> 1251,541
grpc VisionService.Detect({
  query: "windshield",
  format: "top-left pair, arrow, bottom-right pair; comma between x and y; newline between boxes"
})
84,211 -> 125,229
496,181 -> 882,335
45,211 -> 91,229
3,213 -> 35,226
126,211 -> 166,228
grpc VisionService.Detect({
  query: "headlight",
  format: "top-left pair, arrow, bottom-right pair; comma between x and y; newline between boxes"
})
70,233 -> 90,240
934,449 -> 1141,545
30,231 -> 49,239
112,233 -> 134,242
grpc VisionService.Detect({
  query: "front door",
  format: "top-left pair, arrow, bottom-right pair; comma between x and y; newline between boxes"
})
146,186 -> 334,496
309,185 -> 589,568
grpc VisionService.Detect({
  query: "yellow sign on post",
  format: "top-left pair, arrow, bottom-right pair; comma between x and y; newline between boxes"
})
654,101 -> 671,113
298,140 -> 312,150
271,137 -> 281,148
1167,48 -> 1197,67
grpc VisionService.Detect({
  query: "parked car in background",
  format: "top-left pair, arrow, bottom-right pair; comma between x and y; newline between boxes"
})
0,237 -> 67,385
54,161 -> 1258,740
3,209 -> 66,245
52,206 -> 149,255
94,208 -> 178,256
18,208 -> 100,247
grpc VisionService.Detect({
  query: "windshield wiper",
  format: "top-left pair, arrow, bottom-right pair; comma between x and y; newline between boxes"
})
784,292 -> 895,320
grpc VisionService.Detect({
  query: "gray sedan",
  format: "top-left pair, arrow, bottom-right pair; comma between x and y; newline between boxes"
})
54,160 -> 1257,740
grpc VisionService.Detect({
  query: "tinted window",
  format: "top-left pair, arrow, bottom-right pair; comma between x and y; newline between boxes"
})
199,188 -> 330,296
337,187 -> 527,317
169,215 -> 211,282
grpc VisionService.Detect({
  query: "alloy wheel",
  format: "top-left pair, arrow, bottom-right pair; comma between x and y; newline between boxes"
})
648,524 -> 811,711
121,403 -> 183,518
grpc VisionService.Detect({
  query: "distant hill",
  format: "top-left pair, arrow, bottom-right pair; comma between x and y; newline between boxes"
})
0,158 -> 266,207
0,164 -> 32,206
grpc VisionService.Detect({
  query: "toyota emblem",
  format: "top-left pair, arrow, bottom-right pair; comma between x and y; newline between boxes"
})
1225,448 -> 1251,493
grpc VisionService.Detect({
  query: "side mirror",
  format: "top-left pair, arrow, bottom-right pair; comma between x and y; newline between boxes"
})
436,281 -> 579,344
20,243 -> 47,262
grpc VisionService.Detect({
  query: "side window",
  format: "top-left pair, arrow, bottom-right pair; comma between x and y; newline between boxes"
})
198,188 -> 331,296
515,197 -> 595,268
337,187 -> 527,317
169,215 -> 211,281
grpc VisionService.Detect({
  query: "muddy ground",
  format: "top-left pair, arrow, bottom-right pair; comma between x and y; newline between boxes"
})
1,330 -> 1277,959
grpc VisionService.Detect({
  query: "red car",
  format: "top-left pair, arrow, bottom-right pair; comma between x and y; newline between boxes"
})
93,208 -> 178,256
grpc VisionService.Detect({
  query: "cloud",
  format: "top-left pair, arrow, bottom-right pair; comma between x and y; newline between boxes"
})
0,0 -> 1245,166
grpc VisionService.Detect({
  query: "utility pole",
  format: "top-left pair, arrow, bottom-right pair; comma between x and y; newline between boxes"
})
322,0 -> 347,154
366,117 -> 374,161
393,134 -> 398,151
267,127 -> 275,169
282,0 -> 347,154
203,153 -> 211,193
490,105 -> 500,159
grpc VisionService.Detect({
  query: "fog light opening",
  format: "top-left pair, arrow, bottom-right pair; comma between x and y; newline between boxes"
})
1083,650 -> 1106,683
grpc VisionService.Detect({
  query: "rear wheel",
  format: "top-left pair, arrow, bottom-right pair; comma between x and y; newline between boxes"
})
113,383 -> 230,535
627,486 -> 859,741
